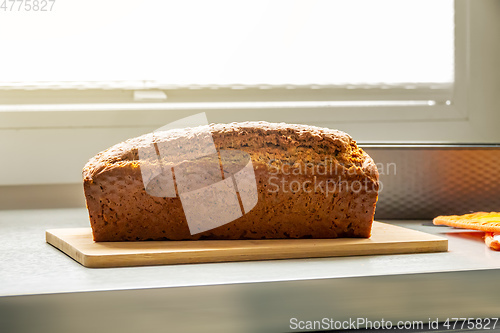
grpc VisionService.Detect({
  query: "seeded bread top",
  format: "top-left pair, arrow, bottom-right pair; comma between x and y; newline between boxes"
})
83,121 -> 378,183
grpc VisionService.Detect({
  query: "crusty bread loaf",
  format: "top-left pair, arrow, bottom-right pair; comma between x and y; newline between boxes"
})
83,122 -> 379,241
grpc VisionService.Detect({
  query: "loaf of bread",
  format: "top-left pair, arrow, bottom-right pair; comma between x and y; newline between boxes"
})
83,121 -> 379,241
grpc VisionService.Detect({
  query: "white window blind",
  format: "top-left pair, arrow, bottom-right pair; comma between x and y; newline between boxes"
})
0,0 -> 453,91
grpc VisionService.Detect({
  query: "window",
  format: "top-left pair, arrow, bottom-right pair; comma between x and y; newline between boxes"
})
1,0 -> 454,104
1,0 -> 453,85
1,0 -> 499,186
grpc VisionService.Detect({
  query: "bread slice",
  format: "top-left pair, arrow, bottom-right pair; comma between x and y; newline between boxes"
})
83,121 -> 379,241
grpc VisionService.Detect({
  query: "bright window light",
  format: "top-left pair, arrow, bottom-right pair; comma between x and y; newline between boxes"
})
0,0 -> 454,85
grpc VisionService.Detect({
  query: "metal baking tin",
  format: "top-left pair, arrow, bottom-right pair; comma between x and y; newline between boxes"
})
361,144 -> 500,219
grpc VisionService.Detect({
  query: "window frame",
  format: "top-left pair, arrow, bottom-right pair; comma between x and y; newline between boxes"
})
0,1 -> 465,129
2,0 -> 500,187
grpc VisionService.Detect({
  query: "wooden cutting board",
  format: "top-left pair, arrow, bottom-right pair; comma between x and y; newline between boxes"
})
46,222 -> 447,268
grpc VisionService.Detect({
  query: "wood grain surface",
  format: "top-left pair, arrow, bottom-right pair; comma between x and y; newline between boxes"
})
46,222 -> 448,268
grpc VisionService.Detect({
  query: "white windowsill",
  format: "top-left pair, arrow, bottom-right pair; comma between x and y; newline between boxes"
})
0,101 -> 464,130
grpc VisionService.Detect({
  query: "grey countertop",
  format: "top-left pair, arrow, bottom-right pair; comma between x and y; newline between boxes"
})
1,209 -> 500,333
1,208 -> 500,297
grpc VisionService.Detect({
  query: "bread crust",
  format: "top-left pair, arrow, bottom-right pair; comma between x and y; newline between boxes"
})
83,121 -> 379,241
